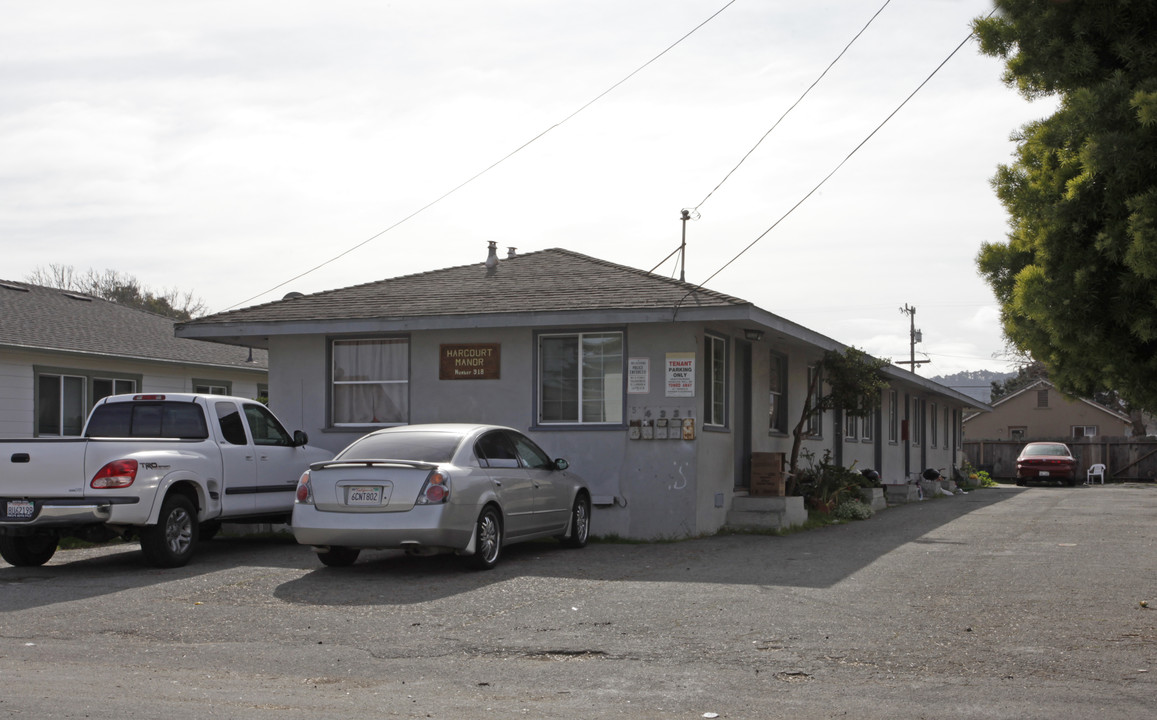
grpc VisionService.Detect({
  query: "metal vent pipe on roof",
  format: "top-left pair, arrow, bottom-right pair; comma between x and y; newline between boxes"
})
507,247 -> 517,258
485,241 -> 499,269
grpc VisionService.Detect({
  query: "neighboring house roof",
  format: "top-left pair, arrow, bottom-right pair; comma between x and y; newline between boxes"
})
0,279 -> 267,370
176,247 -> 986,408
963,379 -> 1129,424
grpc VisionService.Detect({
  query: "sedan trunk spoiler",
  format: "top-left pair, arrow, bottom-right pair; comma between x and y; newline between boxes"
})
309,459 -> 438,471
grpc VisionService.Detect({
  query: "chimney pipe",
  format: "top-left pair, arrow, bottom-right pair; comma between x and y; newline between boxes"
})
507,247 -> 517,258
485,241 -> 499,269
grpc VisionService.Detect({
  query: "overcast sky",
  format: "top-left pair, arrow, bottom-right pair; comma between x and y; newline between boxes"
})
2,1 -> 1055,376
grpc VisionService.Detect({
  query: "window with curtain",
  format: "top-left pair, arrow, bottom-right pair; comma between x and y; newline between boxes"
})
332,338 -> 410,426
539,331 -> 623,425
37,373 -> 86,436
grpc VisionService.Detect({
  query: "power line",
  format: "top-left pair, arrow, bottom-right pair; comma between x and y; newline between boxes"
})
224,1 -> 739,312
675,21 -> 984,313
690,0 -> 892,213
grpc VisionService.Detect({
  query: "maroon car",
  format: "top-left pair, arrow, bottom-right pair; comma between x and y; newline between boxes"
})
1015,442 -> 1079,486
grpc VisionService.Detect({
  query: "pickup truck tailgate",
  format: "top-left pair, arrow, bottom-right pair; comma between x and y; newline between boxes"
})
2,439 -> 88,497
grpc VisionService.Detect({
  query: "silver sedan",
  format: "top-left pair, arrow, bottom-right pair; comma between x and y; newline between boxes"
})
291,424 -> 591,569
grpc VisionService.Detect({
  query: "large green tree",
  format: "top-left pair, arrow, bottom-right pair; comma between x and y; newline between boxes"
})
973,1 -> 1157,409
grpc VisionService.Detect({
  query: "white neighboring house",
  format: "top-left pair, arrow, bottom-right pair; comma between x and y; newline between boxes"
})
0,280 -> 268,438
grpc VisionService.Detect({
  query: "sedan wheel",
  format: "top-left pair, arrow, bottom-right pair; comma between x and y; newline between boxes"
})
466,506 -> 502,570
560,493 -> 590,549
317,546 -> 360,567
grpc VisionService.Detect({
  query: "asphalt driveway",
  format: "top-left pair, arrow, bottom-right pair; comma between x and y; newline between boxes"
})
1,484 -> 1154,719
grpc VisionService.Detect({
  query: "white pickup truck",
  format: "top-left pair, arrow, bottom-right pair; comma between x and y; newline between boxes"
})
0,393 -> 331,568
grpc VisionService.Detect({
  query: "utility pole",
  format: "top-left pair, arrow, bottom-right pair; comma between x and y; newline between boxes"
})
896,304 -> 930,372
679,209 -> 690,282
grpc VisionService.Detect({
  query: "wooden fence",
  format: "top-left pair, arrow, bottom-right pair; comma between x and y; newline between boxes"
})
963,438 -> 1157,481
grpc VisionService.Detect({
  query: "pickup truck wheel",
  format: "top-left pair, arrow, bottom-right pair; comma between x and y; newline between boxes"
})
317,546 -> 360,567
140,495 -> 198,568
0,533 -> 58,567
466,505 -> 502,570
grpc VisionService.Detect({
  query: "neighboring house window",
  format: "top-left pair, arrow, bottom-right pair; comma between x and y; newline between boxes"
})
943,407 -> 950,447
332,337 -> 410,426
888,389 -> 898,444
805,364 -> 822,437
769,351 -> 787,434
861,405 -> 874,442
930,402 -> 939,448
1009,426 -> 1026,441
193,380 -> 231,395
1073,425 -> 1098,438
94,378 -> 136,403
34,366 -> 142,437
844,412 -> 857,440
705,333 -> 728,428
37,373 -> 86,436
539,331 -> 623,425
1037,389 -> 1049,408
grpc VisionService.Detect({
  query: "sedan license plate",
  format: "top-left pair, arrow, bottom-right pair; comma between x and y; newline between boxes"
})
6,500 -> 34,519
1038,471 -> 1050,477
346,486 -> 383,506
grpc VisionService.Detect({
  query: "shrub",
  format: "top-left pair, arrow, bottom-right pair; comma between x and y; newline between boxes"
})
833,499 -> 874,521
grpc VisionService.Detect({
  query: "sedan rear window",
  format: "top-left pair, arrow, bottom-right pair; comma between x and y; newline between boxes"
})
338,432 -> 463,463
1021,444 -> 1070,457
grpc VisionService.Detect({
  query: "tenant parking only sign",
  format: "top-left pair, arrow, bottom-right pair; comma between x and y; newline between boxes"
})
439,343 -> 501,380
666,352 -> 695,397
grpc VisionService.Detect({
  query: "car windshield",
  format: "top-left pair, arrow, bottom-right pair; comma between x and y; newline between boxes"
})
337,431 -> 463,463
1022,444 -> 1069,457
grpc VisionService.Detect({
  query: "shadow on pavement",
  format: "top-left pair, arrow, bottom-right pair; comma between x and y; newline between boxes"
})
272,487 -> 1023,607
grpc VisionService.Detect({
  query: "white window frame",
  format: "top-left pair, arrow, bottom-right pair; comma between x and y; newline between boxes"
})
1072,425 -> 1098,438
705,333 -> 728,428
331,337 -> 410,427
930,402 -> 939,448
769,351 -> 787,435
888,389 -> 898,444
844,411 -> 857,440
805,364 -> 823,438
537,330 -> 624,426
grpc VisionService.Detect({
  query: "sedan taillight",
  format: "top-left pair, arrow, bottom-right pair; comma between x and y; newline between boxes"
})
295,471 -> 313,504
416,470 -> 450,505
91,459 -> 138,489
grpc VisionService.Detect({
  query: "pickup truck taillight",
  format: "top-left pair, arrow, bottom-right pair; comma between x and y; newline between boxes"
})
91,459 -> 138,489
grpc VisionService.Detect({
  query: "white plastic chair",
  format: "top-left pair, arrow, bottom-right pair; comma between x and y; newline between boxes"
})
1086,463 -> 1106,484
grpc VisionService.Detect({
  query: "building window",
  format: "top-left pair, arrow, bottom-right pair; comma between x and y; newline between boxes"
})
705,333 -> 728,428
1072,425 -> 1098,438
844,412 -> 857,440
861,405 -> 874,442
94,378 -> 136,403
911,398 -> 922,446
930,402 -> 939,448
37,373 -> 86,436
332,337 -> 410,426
193,380 -> 231,395
1037,388 -> 1049,408
805,364 -> 823,438
1010,426 -> 1026,441
34,366 -> 141,437
888,389 -> 898,443
769,351 -> 787,434
539,331 -> 623,425
943,407 -> 950,447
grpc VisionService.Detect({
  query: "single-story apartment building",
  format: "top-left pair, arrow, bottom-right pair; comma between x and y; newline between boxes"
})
0,279 -> 268,438
176,245 -> 986,539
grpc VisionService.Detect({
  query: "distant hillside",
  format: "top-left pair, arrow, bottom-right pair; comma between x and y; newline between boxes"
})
930,370 -> 1014,404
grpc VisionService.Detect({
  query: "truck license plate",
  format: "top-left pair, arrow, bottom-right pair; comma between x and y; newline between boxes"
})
347,486 -> 383,506
6,500 -> 34,519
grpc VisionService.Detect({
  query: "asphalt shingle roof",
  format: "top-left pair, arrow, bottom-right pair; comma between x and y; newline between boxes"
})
0,280 -> 267,369
181,248 -> 751,326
